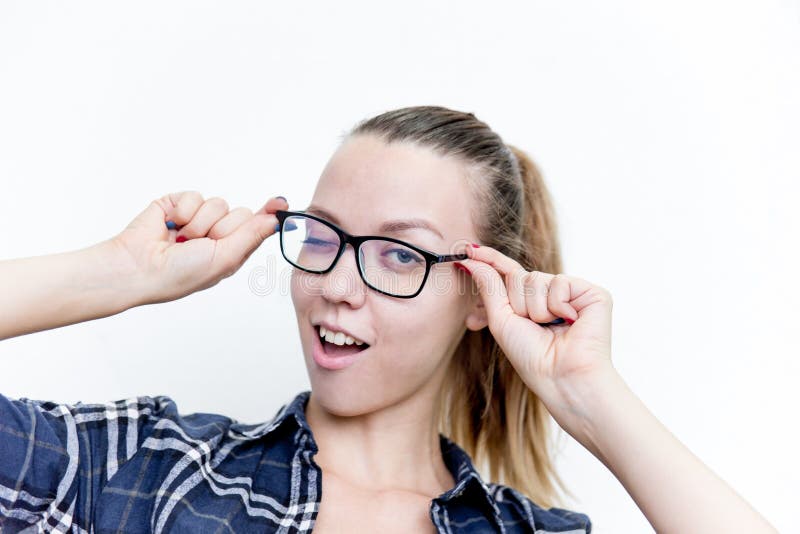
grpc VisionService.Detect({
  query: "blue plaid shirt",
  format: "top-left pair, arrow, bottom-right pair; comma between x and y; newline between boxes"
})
0,389 -> 592,533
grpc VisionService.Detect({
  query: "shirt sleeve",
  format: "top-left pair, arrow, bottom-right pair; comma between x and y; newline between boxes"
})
0,392 -> 170,532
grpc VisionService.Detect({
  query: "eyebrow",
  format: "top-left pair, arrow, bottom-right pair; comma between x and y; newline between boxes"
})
304,205 -> 444,240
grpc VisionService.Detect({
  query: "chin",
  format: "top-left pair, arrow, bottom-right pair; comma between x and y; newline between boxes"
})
309,384 -> 378,417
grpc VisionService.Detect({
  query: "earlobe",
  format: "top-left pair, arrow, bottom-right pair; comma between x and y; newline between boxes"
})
465,304 -> 488,332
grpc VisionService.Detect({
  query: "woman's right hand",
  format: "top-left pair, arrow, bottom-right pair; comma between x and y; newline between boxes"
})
109,191 -> 288,305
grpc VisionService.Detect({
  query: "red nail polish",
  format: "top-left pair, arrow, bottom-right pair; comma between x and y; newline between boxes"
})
454,262 -> 471,275
565,318 -> 575,324
176,235 -> 188,243
470,243 -> 480,248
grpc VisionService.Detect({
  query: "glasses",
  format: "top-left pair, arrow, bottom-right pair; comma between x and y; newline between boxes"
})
274,210 -> 468,298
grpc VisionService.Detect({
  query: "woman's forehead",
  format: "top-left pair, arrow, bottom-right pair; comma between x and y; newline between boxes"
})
312,136 -> 475,235
324,136 -> 467,188
305,203 -> 446,242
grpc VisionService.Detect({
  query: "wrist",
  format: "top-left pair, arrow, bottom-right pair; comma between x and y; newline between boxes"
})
543,364 -> 629,462
86,238 -> 153,312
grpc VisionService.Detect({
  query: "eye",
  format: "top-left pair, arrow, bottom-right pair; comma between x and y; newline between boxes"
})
301,237 -> 337,248
385,248 -> 423,265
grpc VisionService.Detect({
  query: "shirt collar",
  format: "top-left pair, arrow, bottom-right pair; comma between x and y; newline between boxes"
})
436,432 -> 506,532
243,390 -> 505,531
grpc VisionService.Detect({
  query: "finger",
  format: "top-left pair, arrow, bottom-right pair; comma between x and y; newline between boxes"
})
466,244 -> 528,316
124,192 -> 199,237
506,268 -> 529,317
125,199 -> 171,236
211,197 -> 286,276
546,273 -> 611,330
523,270 -> 560,323
548,274 -> 579,322
208,207 -> 253,240
176,197 -> 230,240
465,243 -> 527,278
457,258 -> 513,331
255,195 -> 289,216
165,191 -> 205,226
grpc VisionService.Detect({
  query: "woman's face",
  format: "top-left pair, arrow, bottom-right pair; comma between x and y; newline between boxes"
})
290,134 -> 486,417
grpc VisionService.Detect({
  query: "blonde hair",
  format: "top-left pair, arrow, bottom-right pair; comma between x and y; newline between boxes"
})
348,106 -> 571,508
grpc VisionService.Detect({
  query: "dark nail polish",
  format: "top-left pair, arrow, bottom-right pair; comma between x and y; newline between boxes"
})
165,220 -> 177,230
276,196 -> 287,202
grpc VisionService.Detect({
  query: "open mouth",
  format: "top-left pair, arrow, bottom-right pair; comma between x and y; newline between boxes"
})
315,325 -> 370,357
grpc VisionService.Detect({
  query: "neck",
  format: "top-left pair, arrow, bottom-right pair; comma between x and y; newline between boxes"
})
305,383 -> 455,497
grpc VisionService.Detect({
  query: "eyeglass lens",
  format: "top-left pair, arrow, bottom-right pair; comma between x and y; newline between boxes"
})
281,214 -> 428,297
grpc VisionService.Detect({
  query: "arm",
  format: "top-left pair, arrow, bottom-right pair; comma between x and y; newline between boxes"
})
0,191 -> 287,341
458,245 -> 777,533
0,391 -> 172,530
0,240 -> 144,340
553,365 -> 778,533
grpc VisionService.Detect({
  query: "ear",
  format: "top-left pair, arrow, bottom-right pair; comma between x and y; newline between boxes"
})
464,294 -> 488,332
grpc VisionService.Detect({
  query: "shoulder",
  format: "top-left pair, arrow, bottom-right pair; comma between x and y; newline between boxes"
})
487,482 -> 592,533
0,393 -> 246,531
9,393 -> 174,427
5,392 -> 236,442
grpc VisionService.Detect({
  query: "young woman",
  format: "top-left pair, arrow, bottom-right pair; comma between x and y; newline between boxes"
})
0,106 -> 775,533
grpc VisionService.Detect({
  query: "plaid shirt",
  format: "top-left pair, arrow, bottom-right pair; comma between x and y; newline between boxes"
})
0,390 -> 592,533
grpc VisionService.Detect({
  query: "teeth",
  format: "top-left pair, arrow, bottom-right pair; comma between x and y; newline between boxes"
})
319,325 -> 367,347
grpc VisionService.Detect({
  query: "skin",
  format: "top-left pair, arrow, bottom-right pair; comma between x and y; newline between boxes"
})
0,135 -> 778,533
289,135 -> 488,530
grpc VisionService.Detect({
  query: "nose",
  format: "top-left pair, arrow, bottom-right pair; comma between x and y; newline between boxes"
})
319,242 -> 368,306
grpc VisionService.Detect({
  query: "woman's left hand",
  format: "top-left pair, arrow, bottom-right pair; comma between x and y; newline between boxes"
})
458,244 -> 614,417
459,246 -> 781,534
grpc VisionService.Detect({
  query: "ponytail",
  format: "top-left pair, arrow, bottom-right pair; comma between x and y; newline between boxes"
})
437,144 -> 571,508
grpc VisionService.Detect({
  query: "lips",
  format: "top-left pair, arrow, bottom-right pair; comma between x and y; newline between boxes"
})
312,325 -> 369,370
313,320 -> 370,347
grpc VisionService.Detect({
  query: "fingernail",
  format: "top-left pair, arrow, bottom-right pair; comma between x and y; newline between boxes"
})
165,220 -> 177,230
454,262 -> 471,275
274,223 -> 280,232
566,317 -> 575,324
276,196 -> 287,202
470,243 -> 480,248
176,235 -> 188,243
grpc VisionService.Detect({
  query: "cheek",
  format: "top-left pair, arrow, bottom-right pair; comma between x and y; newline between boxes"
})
290,270 -> 315,308
376,299 -> 460,371
289,271 -> 301,305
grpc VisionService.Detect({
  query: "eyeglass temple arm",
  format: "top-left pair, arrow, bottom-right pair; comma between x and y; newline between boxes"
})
437,253 -> 469,263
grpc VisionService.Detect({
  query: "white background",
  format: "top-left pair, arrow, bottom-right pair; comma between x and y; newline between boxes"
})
1,2 -> 798,532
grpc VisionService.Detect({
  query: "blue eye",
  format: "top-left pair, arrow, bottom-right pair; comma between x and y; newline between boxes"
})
385,248 -> 423,266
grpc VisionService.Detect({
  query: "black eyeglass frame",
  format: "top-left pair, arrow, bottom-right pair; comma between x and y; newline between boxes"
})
275,209 -> 468,299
